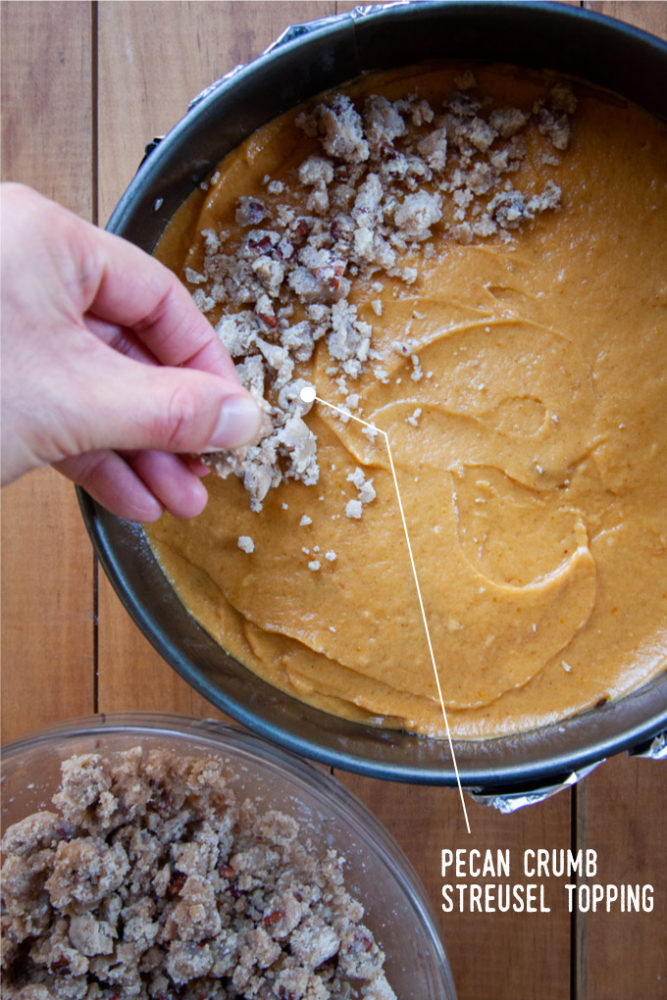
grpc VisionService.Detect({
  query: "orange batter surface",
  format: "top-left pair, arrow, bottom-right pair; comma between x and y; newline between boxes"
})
148,65 -> 666,739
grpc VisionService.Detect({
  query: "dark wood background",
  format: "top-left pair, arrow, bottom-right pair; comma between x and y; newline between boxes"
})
2,3 -> 665,997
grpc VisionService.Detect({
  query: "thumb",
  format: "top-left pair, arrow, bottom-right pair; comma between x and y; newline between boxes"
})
63,354 -> 263,458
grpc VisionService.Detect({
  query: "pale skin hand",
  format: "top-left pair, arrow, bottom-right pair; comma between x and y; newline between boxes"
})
1,183 -> 262,521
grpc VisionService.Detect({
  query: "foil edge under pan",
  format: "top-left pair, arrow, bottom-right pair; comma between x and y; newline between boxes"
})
80,1 -> 667,795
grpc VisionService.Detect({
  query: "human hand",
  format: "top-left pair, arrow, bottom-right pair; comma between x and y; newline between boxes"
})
1,183 -> 262,521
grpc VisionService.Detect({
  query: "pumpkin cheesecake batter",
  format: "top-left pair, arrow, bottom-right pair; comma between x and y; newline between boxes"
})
148,65 -> 666,739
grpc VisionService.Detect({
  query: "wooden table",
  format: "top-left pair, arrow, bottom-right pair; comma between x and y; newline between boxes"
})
2,3 -> 665,997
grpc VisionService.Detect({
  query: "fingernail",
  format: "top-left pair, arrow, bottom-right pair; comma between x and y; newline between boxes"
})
203,395 -> 262,451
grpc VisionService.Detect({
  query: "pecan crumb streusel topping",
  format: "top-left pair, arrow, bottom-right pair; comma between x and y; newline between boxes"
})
1,749 -> 396,999
189,73 -> 574,512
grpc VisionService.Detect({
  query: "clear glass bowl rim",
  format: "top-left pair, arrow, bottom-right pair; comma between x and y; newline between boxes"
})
1,710 -> 456,996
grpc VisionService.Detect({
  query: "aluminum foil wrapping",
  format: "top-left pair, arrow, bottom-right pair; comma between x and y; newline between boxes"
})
188,2 -> 408,111
470,729 -> 666,812
630,730 -> 667,760
265,0 -> 414,53
469,761 -> 605,814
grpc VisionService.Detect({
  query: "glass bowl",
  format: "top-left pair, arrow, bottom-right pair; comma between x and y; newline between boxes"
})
1,712 -> 457,999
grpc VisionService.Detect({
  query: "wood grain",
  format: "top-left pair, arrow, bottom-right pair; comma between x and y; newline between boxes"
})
575,753 -> 667,999
1,0 -> 93,212
338,771 -> 573,999
96,0 -> 332,224
575,7 -> 666,999
585,0 -> 667,36
1,1 -> 95,742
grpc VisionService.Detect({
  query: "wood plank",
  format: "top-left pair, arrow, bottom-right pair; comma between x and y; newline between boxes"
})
95,586 -> 226,719
96,0 -> 333,224
576,753 -> 667,999
585,0 -> 667,36
95,1 -> 334,716
0,0 -> 93,212
338,772 -> 572,1000
575,6 -> 666,999
1,1 -> 95,742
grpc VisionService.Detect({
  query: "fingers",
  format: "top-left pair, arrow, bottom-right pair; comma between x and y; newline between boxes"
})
61,345 -> 262,457
1,185 -> 260,520
181,455 -> 211,478
83,226 -> 238,380
6,184 -> 238,380
56,451 -> 165,522
56,449 -> 211,522
84,314 -> 157,365
122,450 -> 209,519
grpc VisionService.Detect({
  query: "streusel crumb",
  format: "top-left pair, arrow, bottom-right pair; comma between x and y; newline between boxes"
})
1,749 -> 396,1000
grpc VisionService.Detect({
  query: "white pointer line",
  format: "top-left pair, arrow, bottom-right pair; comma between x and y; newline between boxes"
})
304,388 -> 471,835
